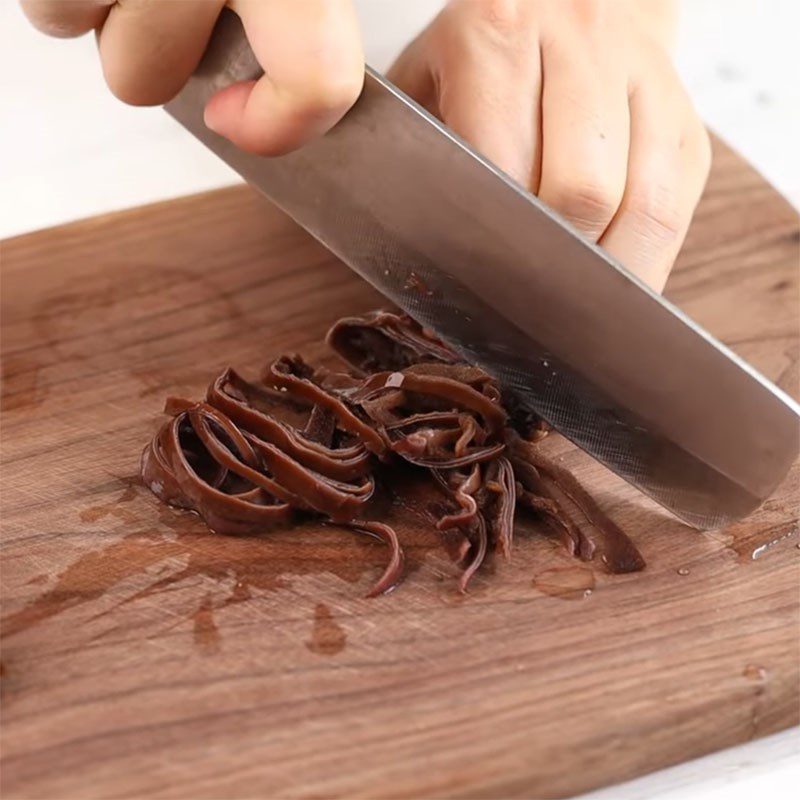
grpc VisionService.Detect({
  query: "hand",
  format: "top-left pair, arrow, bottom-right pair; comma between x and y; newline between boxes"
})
389,0 -> 711,290
20,0 -> 365,156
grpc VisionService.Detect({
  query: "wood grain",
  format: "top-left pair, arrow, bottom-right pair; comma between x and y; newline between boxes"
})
1,139 -> 798,800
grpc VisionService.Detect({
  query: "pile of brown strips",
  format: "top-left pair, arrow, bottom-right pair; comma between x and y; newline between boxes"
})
142,311 -> 644,596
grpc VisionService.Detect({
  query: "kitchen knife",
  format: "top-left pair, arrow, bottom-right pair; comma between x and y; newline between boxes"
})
166,9 -> 799,529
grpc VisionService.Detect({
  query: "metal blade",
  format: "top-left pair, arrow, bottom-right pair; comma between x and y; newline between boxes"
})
166,9 -> 799,529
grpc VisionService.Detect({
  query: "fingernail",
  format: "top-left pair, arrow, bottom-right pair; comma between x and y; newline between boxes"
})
203,104 -> 224,136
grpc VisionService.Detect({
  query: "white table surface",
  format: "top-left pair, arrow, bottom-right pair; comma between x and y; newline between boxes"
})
1,1 -> 798,798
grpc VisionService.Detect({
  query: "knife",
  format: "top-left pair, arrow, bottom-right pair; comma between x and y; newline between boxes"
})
165,9 -> 799,529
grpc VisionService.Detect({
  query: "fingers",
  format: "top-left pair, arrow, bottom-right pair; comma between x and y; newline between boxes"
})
204,0 -> 364,156
390,2 -> 543,189
536,33 -> 631,241
22,0 -> 224,104
386,31 -> 438,115
25,0 -> 365,156
20,0 -> 112,38
599,52 -> 712,291
98,0 -> 225,105
390,1 -> 707,293
23,1 -> 222,105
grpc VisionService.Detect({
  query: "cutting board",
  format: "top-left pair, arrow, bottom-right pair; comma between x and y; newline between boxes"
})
1,139 -> 798,800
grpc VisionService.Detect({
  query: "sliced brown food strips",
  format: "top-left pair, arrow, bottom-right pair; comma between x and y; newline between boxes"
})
263,355 -> 386,456
385,411 -> 505,469
142,409 -> 294,535
327,310 -> 460,375
481,457 -> 517,559
433,464 -> 489,591
341,520 -> 405,597
207,368 -> 372,481
142,309 -> 645,596
507,432 -> 645,573
330,311 -> 547,441
353,368 -> 507,434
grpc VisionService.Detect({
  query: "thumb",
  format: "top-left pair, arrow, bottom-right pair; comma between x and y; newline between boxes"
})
205,0 -> 364,156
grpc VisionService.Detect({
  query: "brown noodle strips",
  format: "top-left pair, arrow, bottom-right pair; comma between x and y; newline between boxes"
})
142,310 -> 645,596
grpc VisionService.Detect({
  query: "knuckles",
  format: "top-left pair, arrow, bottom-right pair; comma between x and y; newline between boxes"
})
234,56 -> 365,156
287,61 -> 365,124
625,185 -> 685,244
465,0 -> 527,34
546,176 -> 624,231
442,0 -> 532,44
271,27 -> 366,127
101,58 -> 183,106
562,0 -> 620,35
622,122 -> 712,247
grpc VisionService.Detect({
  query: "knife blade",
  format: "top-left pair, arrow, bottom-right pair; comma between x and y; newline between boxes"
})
165,9 -> 799,529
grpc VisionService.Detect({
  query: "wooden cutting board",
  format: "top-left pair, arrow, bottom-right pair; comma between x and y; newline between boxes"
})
1,140 -> 798,800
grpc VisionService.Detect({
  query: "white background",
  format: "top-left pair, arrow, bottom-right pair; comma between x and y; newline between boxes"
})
1,1 -> 798,797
